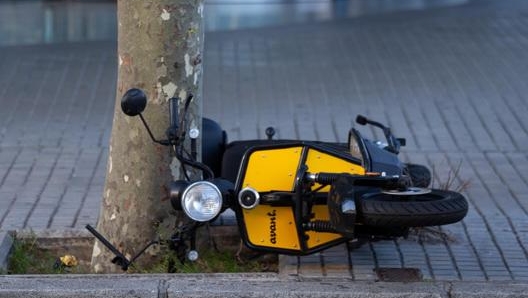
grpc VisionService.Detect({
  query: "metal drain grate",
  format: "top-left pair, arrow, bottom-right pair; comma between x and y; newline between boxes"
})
374,268 -> 423,282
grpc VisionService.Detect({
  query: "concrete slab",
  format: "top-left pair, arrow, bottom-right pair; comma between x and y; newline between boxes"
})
0,231 -> 12,273
0,275 -> 159,298
2,275 -> 528,298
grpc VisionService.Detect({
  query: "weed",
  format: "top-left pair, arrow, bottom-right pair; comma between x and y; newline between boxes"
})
7,233 -> 49,274
432,160 -> 471,193
135,246 -> 276,274
7,234 -> 89,274
408,226 -> 456,244
406,160 -> 470,245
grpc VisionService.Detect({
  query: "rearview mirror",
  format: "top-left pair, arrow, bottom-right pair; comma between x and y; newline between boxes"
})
121,88 -> 147,116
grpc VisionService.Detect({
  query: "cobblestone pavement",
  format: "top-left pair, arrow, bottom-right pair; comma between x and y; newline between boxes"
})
1,0 -> 528,282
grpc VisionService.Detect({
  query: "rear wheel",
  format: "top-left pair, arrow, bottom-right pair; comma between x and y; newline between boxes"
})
360,189 -> 468,227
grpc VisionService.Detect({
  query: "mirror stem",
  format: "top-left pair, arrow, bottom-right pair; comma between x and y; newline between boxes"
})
139,113 -> 169,146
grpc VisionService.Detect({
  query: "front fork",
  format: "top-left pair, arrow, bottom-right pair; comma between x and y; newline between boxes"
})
168,222 -> 200,263
303,172 -> 407,237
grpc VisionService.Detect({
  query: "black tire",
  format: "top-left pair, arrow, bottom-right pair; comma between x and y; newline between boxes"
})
360,189 -> 468,227
405,163 -> 432,188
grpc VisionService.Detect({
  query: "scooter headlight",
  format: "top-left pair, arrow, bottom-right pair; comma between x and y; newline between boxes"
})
181,181 -> 223,222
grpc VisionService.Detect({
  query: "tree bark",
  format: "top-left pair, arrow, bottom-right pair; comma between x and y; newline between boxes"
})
91,0 -> 203,273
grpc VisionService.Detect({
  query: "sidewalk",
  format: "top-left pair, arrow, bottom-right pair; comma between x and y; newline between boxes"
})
1,0 -> 528,284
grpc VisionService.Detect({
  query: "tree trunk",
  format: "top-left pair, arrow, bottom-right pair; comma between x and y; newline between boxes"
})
91,0 -> 203,273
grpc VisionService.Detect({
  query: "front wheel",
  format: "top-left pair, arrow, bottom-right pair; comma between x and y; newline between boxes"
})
359,189 -> 468,227
404,163 -> 432,188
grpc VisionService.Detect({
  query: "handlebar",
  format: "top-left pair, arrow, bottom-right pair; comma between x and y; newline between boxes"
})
121,88 -> 214,180
165,97 -> 179,144
356,115 -> 384,130
307,172 -> 407,189
169,97 -> 179,131
355,114 -> 405,154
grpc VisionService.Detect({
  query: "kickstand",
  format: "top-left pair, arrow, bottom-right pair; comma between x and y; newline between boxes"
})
86,224 -> 158,271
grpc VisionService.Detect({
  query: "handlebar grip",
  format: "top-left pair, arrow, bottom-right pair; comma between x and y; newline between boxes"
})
169,97 -> 179,129
356,115 -> 368,125
311,172 -> 407,189
313,173 -> 342,185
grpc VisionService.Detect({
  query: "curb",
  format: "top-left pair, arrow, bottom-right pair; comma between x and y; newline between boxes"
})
1,274 -> 528,298
0,232 -> 12,273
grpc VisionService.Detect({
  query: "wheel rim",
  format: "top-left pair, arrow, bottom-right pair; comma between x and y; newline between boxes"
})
381,187 -> 431,196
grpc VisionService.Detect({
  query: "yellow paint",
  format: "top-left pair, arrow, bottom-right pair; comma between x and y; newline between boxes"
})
243,205 -> 300,250
305,148 -> 365,191
242,147 -> 302,192
306,205 -> 343,249
240,145 -> 360,252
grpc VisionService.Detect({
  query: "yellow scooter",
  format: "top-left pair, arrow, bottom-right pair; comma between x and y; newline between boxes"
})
87,89 -> 467,269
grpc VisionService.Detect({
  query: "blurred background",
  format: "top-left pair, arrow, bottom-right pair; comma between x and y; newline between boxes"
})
0,0 -> 471,46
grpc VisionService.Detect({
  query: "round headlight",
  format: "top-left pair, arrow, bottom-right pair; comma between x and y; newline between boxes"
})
181,181 -> 223,222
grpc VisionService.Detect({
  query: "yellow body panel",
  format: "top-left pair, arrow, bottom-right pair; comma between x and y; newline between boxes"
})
242,147 -> 303,192
241,145 -> 365,252
243,205 -> 300,250
305,148 -> 365,191
306,205 -> 342,249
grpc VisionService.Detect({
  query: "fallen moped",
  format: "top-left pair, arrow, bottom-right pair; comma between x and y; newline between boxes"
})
87,88 -> 468,270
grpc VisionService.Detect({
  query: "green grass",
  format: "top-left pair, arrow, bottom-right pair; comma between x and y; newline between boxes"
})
7,235 -> 88,274
138,248 -> 276,274
7,234 -> 276,274
8,235 -> 50,274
